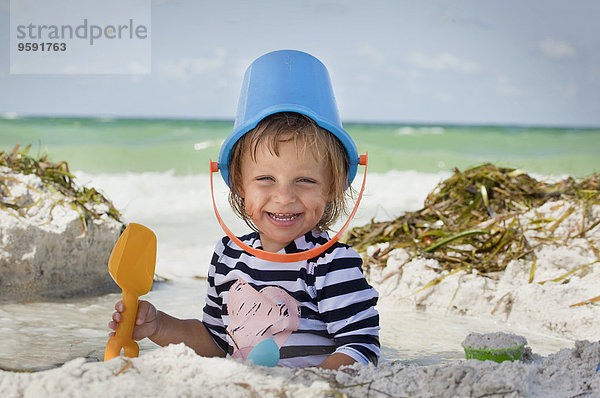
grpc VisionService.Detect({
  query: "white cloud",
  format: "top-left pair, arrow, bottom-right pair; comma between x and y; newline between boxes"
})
357,42 -> 385,67
216,78 -> 229,89
159,47 -> 227,81
539,39 -> 576,59
128,61 -> 150,81
495,74 -> 520,97
408,52 -> 480,73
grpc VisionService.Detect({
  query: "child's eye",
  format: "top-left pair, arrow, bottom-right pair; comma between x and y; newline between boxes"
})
298,177 -> 316,184
256,176 -> 274,182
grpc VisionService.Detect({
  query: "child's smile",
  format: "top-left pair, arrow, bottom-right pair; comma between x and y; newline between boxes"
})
268,212 -> 301,222
241,140 -> 332,253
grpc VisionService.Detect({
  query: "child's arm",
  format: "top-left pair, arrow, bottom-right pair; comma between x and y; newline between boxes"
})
314,246 -> 381,367
318,352 -> 356,370
109,300 -> 225,358
151,310 -> 225,357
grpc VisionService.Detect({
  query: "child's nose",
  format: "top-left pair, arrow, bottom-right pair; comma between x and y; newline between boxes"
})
273,184 -> 296,204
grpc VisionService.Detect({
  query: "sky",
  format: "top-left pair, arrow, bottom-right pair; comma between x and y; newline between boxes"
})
1,0 -> 599,127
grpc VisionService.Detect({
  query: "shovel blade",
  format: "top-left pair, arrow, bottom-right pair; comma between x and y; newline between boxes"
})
108,223 -> 157,296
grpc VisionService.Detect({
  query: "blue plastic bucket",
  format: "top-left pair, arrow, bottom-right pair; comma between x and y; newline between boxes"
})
218,49 -> 359,186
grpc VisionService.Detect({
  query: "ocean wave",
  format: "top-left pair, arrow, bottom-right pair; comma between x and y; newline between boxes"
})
193,139 -> 221,150
1,112 -> 19,120
395,126 -> 445,136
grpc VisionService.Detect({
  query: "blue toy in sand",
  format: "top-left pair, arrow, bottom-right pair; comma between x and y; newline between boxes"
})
246,338 -> 280,367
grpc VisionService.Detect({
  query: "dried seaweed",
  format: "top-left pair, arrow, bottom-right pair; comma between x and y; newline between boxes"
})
569,294 -> 600,307
0,144 -> 122,224
345,163 -> 599,275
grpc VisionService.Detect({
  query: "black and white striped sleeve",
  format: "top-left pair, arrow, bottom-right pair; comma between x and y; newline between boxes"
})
314,244 -> 380,365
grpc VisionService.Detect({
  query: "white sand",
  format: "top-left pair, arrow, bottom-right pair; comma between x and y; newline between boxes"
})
1,341 -> 598,397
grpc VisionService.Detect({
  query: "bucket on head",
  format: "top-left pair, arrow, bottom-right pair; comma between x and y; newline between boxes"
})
218,49 -> 359,186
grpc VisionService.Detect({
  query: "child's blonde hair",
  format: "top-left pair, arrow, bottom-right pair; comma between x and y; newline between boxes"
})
228,112 -> 351,232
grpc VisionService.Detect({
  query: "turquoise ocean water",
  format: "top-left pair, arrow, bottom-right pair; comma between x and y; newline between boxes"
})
1,117 -> 599,177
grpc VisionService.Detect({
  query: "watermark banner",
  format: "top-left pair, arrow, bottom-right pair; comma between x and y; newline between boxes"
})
10,0 -> 151,74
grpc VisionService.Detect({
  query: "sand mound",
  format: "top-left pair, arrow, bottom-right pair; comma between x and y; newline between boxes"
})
367,199 -> 600,342
1,341 -> 598,397
0,166 -> 123,301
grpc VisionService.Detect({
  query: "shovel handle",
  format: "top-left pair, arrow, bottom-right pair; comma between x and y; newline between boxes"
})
104,289 -> 140,361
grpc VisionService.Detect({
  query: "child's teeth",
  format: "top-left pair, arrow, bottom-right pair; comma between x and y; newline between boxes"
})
271,213 -> 298,221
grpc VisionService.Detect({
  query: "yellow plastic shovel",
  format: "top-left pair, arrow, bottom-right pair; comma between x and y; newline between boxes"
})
104,223 -> 157,361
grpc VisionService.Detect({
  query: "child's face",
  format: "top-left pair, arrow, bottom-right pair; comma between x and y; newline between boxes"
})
240,139 -> 332,253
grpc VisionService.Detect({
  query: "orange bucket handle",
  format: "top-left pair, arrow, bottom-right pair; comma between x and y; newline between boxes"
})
209,154 -> 368,263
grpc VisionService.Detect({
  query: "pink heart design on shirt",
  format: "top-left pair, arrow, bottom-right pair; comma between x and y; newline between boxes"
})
227,279 -> 300,360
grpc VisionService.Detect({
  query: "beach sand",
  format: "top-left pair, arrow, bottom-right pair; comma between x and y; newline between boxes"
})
369,199 -> 600,343
1,341 -> 598,397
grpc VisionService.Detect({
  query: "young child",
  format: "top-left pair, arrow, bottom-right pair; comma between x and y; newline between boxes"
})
109,50 -> 380,369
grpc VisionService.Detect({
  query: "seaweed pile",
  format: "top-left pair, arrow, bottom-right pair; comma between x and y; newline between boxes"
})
345,164 -> 599,277
0,144 -> 122,224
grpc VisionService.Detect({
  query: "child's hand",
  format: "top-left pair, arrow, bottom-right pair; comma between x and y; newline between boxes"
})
108,300 -> 159,341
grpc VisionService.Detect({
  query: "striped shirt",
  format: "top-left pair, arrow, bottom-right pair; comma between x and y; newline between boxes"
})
202,230 -> 380,368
